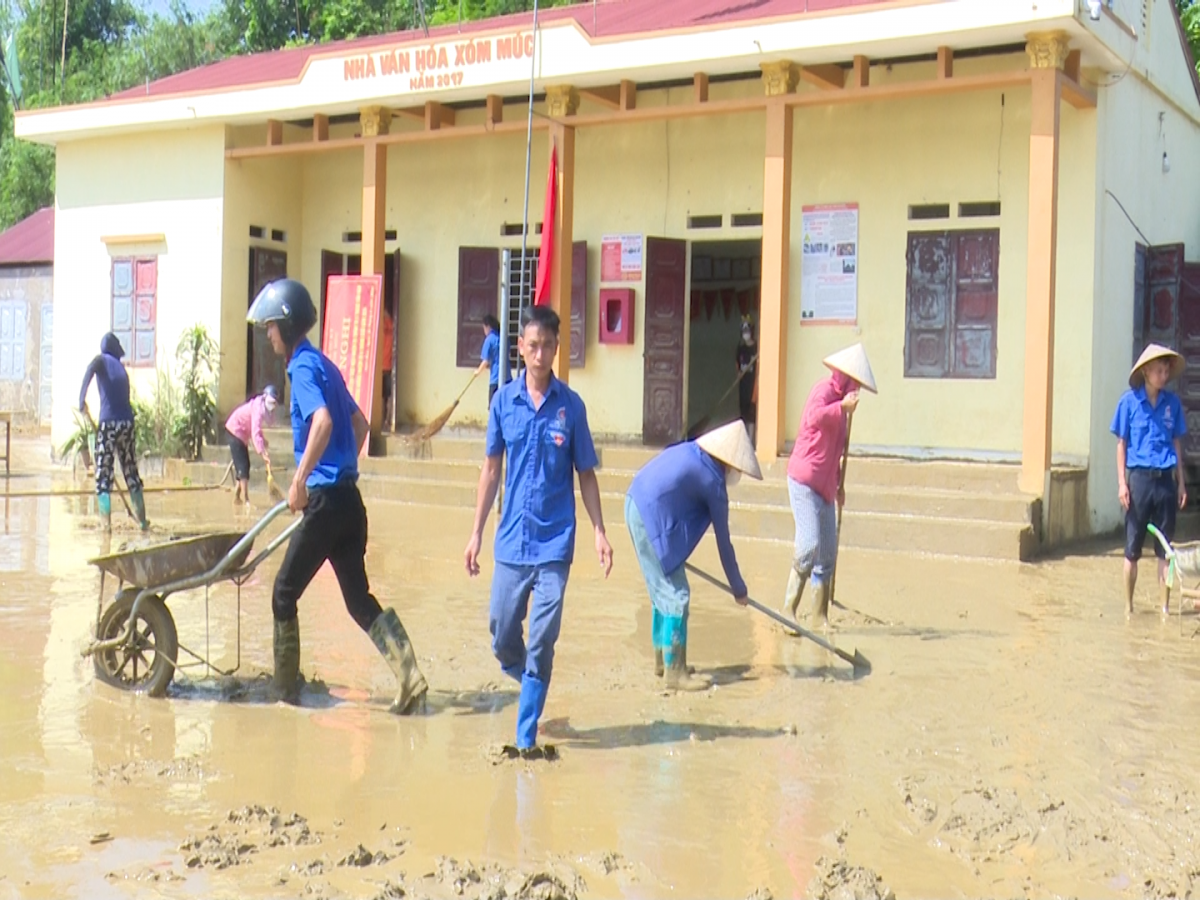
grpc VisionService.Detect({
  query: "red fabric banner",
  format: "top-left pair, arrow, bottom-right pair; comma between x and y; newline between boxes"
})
321,274 -> 383,456
534,145 -> 558,307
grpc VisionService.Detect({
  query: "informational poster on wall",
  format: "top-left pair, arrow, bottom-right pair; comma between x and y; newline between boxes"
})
322,274 -> 383,456
800,203 -> 859,325
600,233 -> 643,282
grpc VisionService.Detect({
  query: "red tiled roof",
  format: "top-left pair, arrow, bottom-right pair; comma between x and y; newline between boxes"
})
0,207 -> 53,266
110,0 -> 890,102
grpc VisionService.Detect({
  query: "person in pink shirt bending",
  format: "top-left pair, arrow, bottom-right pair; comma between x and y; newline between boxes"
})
783,344 -> 876,627
226,384 -> 279,505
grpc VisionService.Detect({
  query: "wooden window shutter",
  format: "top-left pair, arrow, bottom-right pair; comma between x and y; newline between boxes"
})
905,229 -> 998,379
904,232 -> 953,378
457,247 -> 499,367
951,230 -> 998,379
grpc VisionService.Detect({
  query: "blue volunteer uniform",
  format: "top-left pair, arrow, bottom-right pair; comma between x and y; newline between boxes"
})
1111,386 -> 1187,561
626,442 -> 746,667
486,372 -> 598,748
272,338 -> 385,630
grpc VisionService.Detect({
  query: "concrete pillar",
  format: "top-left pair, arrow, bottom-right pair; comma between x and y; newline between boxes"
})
1019,34 -> 1066,495
758,98 -> 794,465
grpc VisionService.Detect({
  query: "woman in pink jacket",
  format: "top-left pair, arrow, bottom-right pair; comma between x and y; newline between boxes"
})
783,344 -> 876,627
225,385 -> 279,505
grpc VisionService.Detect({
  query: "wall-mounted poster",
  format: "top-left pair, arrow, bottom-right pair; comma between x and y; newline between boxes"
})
800,203 -> 859,325
601,233 -> 643,282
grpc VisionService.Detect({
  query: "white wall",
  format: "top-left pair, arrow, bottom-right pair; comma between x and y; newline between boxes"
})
52,125 -> 225,445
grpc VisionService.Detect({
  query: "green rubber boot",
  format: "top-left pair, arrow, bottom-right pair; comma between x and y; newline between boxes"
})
368,608 -> 429,715
811,579 -> 832,629
783,567 -> 806,621
129,488 -> 149,532
662,614 -> 710,692
270,617 -> 301,704
97,492 -> 112,532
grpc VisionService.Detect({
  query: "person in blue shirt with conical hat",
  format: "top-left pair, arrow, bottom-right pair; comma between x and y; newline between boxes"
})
625,420 -> 762,691
1112,343 -> 1188,616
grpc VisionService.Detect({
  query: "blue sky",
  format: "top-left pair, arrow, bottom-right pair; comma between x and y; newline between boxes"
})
139,0 -> 220,16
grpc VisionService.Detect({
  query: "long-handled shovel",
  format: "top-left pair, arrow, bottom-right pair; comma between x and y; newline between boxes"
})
830,410 -> 853,612
685,563 -> 871,674
83,409 -> 138,524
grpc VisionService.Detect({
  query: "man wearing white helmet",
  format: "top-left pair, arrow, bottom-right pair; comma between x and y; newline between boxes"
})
783,343 -> 876,627
625,420 -> 762,691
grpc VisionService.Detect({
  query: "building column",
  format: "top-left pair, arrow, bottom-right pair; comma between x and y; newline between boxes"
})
546,86 -> 577,383
758,63 -> 797,464
1019,34 -> 1065,495
360,105 -> 389,452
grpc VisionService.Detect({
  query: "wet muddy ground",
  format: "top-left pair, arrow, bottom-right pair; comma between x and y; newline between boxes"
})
4,437 -> 1200,898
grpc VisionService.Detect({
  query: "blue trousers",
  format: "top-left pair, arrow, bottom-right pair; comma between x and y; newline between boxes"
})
489,561 -> 570,683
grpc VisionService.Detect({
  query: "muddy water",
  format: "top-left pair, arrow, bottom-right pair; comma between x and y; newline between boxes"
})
3,438 -> 1200,899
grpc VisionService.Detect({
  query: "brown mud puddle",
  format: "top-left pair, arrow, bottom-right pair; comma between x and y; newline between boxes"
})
3,438 -> 1200,897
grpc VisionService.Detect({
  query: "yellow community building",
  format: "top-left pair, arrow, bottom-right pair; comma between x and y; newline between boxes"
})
16,0 -> 1200,542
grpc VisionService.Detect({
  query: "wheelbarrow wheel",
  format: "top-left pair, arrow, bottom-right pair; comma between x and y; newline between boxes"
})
94,588 -> 178,698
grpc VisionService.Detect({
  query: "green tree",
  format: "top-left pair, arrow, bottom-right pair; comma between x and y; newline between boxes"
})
1180,1 -> 1200,74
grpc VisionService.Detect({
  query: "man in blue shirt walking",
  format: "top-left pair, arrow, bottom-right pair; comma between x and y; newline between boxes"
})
79,332 -> 149,531
248,279 -> 428,712
1111,343 -> 1188,616
626,420 -> 761,690
464,305 -> 613,757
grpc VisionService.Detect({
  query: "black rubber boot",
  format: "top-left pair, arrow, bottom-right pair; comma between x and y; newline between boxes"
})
369,608 -> 429,715
271,617 -> 301,704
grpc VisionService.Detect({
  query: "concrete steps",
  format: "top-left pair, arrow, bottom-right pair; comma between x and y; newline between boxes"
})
196,429 -> 1042,562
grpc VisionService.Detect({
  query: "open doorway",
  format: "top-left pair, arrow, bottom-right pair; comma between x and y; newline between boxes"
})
685,239 -> 762,437
320,250 -> 401,430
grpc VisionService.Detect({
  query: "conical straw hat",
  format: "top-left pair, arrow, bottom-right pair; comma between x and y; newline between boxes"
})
695,420 -> 763,480
823,343 -> 877,393
1129,343 -> 1185,388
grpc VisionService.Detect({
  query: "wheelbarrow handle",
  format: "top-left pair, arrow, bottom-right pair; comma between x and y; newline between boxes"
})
684,562 -> 870,673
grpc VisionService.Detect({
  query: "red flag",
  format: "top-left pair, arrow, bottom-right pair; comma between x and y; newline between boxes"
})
534,145 -> 558,307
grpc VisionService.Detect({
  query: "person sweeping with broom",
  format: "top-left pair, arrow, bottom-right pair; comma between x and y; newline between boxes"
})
225,384 -> 279,506
248,278 -> 428,713
626,420 -> 762,691
783,343 -> 876,628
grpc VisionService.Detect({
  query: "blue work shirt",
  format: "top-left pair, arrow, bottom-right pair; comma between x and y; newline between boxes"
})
481,331 -> 501,386
1111,386 -> 1187,470
79,352 -> 134,423
287,338 -> 362,488
628,442 -> 747,598
486,372 -> 598,566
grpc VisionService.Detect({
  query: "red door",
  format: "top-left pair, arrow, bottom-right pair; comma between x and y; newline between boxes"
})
642,238 -> 687,445
457,247 -> 499,367
247,248 -> 288,399
1146,244 -> 1184,350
